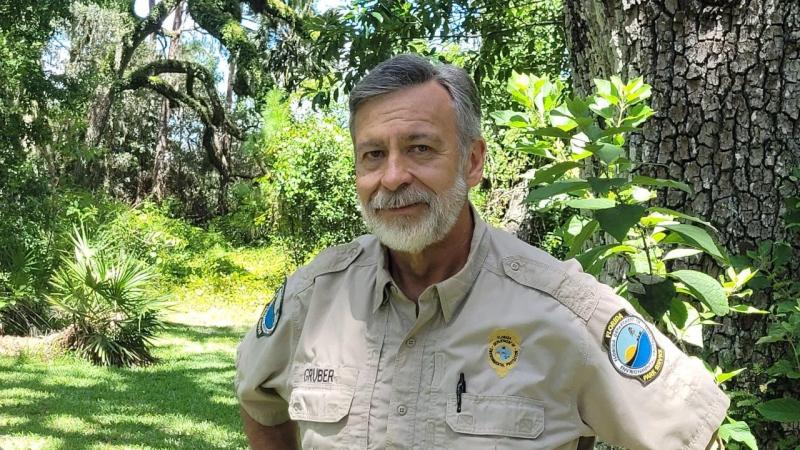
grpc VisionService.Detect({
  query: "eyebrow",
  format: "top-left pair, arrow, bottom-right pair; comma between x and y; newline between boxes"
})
356,133 -> 443,151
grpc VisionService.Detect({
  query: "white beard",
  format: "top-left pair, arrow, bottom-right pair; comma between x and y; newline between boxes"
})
360,174 -> 469,254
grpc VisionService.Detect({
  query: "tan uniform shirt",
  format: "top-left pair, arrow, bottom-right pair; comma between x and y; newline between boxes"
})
235,212 -> 729,449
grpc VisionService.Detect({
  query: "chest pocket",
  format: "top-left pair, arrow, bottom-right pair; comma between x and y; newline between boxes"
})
444,394 -> 544,449
288,365 -> 359,423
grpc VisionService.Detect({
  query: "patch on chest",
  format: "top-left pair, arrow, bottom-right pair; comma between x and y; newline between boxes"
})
602,309 -> 665,385
488,329 -> 521,378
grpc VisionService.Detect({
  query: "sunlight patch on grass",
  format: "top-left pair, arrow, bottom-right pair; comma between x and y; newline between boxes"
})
0,435 -> 55,450
45,414 -> 93,433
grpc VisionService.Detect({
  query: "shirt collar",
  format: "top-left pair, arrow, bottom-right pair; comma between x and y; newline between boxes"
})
370,204 -> 490,322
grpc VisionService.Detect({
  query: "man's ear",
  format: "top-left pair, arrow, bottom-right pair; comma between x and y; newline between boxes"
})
465,138 -> 486,188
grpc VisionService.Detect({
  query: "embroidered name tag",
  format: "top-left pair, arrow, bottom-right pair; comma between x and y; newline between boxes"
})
303,367 -> 336,383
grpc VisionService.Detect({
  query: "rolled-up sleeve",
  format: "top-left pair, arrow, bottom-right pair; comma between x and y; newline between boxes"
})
235,282 -> 302,426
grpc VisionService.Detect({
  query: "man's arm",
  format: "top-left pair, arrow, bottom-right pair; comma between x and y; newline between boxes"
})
241,407 -> 299,450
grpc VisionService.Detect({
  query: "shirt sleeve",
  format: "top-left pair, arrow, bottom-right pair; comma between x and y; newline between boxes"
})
235,279 -> 303,426
575,280 -> 729,450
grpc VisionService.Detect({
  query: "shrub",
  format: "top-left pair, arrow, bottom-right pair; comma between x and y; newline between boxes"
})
47,226 -> 166,366
493,73 -> 763,448
238,91 -> 365,263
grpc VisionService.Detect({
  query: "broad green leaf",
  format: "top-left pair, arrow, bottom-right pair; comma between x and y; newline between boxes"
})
575,244 -> 616,273
649,206 -> 716,230
588,95 -> 615,119
595,204 -> 646,242
594,79 -> 611,95
526,180 -> 589,204
663,248 -> 703,261
631,186 -> 653,202
718,419 -> 758,450
599,126 -> 641,137
729,304 -> 769,314
566,97 -> 591,119
550,105 -> 577,131
586,142 -> 623,164
669,269 -> 729,316
529,161 -> 581,186
370,11 -> 384,22
516,142 -> 553,157
587,177 -> 628,195
566,198 -> 616,210
670,300 -> 703,348
532,127 -> 573,139
632,175 -> 693,194
566,220 -> 599,258
715,368 -> 745,384
661,223 -> 727,261
756,398 -> 800,423
628,274 -> 676,319
621,103 -> 654,127
490,110 -> 528,127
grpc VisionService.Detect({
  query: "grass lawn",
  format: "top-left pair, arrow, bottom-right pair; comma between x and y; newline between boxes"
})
0,311 -> 257,450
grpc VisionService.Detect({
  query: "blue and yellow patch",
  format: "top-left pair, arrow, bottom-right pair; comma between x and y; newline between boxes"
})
257,279 -> 286,338
602,309 -> 664,385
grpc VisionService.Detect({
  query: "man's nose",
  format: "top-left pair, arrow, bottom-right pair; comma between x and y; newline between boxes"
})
380,152 -> 413,191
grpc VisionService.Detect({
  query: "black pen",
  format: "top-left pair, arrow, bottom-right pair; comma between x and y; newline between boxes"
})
456,372 -> 466,413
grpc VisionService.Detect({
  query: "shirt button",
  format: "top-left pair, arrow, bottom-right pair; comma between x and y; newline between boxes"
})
405,338 -> 416,348
510,261 -> 520,271
397,405 -> 407,416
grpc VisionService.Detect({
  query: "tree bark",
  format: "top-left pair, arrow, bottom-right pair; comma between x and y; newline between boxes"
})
152,1 -> 185,201
563,0 -> 800,441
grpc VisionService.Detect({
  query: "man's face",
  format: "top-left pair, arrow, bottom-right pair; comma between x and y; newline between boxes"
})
352,80 -> 480,253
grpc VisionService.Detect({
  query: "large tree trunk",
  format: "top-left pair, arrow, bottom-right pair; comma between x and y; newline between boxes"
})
152,1 -> 185,201
563,0 -> 800,442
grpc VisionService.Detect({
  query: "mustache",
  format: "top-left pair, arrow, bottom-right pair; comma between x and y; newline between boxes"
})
368,186 -> 433,210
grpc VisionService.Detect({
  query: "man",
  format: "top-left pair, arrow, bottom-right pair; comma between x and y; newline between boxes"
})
235,54 -> 728,449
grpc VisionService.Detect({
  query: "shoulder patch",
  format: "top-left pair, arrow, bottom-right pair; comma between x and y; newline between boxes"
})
602,309 -> 664,385
501,256 -> 598,321
257,279 -> 286,338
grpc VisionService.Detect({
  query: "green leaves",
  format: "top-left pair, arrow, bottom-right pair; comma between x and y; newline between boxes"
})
661,223 -> 727,261
529,161 -> 581,186
632,176 -> 693,194
565,198 -> 616,210
526,180 -> 589,204
595,204 -> 646,242
669,270 -> 729,316
718,418 -> 758,450
756,398 -> 800,423
628,274 -> 676,319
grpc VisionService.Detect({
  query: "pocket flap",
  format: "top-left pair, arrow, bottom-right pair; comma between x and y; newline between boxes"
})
288,386 -> 355,423
446,393 -> 544,439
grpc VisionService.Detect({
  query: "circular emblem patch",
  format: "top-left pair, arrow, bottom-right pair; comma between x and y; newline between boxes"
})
488,329 -> 521,378
602,309 -> 665,385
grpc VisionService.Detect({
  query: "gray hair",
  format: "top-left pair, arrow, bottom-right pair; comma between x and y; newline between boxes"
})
348,54 -> 482,159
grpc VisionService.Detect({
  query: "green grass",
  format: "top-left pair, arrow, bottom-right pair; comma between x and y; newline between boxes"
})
0,321 -> 251,450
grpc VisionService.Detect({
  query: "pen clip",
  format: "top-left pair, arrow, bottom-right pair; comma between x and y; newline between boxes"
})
456,372 -> 466,413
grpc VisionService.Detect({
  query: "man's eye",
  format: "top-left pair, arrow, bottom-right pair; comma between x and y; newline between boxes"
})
410,145 -> 431,154
364,150 -> 384,160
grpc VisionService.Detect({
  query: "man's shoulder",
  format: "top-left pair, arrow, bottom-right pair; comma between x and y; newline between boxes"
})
484,225 -> 602,322
286,234 -> 380,295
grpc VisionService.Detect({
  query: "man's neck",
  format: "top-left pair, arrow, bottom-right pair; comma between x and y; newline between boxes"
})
387,205 -> 474,302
